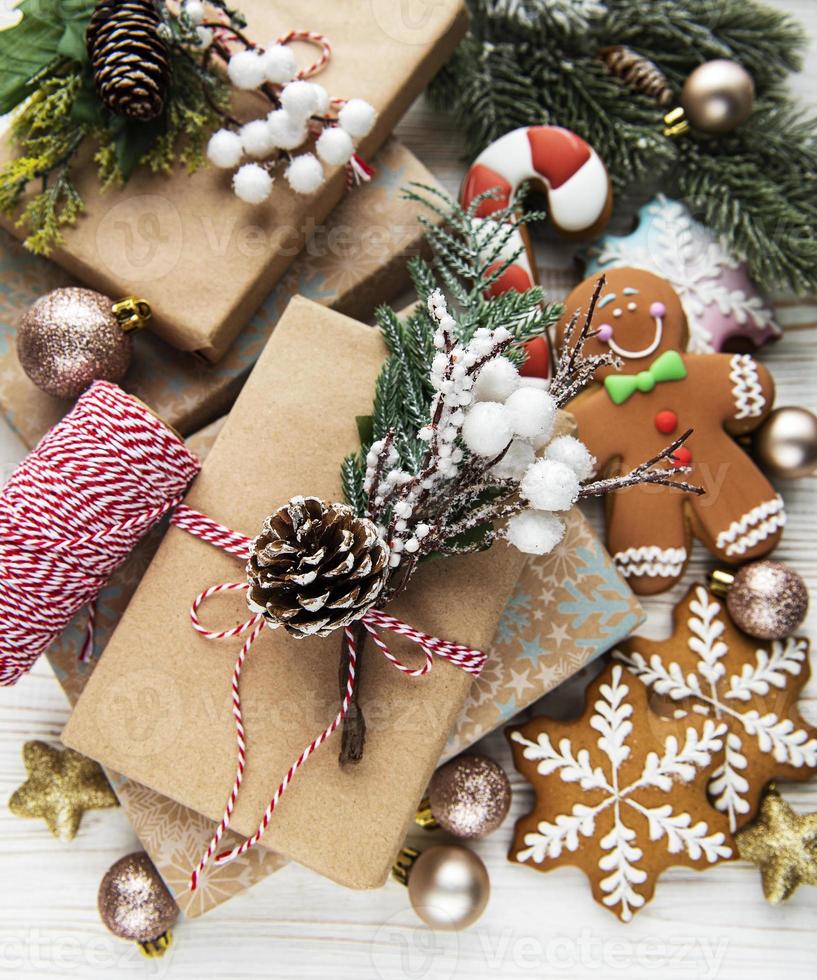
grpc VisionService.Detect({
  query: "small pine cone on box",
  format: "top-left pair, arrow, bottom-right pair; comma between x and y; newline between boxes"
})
247,497 -> 390,639
87,0 -> 171,121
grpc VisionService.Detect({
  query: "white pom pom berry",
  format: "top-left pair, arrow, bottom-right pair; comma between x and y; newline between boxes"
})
505,510 -> 565,556
285,153 -> 325,194
473,356 -> 519,403
311,84 -> 330,114
461,402 -> 513,458
545,435 -> 596,481
266,109 -> 307,150
261,44 -> 298,84
280,80 -> 319,120
316,126 -> 354,166
338,98 -> 377,138
207,129 -> 244,169
504,387 -> 556,440
227,49 -> 265,90
520,458 -> 580,511
240,119 -> 276,158
233,163 -> 273,204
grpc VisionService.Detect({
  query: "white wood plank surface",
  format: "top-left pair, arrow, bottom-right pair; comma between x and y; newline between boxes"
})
0,3 -> 815,978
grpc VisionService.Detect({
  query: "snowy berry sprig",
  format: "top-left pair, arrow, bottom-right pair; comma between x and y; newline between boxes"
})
199,11 -> 377,202
361,281 -> 702,604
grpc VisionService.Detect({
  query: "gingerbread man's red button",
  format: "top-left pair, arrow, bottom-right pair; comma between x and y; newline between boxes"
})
671,446 -> 693,468
655,410 -> 678,435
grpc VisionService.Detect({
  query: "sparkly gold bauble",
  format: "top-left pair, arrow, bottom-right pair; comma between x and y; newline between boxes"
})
98,852 -> 179,953
405,845 -> 490,930
681,59 -> 755,134
752,406 -> 817,479
736,786 -> 817,904
427,754 -> 511,839
717,561 -> 809,641
8,740 -> 118,841
16,288 -> 138,399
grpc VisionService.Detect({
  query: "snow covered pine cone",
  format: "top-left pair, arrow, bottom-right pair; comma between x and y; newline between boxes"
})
247,497 -> 390,638
87,0 -> 171,121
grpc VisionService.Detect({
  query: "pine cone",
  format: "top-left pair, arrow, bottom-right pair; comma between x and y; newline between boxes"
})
247,497 -> 390,639
598,46 -> 674,107
87,0 -> 171,121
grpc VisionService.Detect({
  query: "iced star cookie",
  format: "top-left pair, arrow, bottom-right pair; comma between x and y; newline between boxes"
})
615,584 -> 817,833
508,661 -> 733,922
557,268 -> 785,594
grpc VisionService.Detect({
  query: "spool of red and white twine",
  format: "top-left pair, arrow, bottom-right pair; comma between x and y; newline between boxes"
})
0,382 -> 201,686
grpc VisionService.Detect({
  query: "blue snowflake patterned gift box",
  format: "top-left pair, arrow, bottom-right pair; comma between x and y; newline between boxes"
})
442,506 -> 645,760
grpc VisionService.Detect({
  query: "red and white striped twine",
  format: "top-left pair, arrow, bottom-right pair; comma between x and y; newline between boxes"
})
0,382 -> 201,687
169,506 -> 486,890
277,29 -> 333,79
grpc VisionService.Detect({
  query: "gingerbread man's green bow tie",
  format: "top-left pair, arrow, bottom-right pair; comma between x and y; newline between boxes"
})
604,350 -> 687,405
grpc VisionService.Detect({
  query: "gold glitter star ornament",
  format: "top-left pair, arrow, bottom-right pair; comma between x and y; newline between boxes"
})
736,786 -> 817,904
8,741 -> 119,840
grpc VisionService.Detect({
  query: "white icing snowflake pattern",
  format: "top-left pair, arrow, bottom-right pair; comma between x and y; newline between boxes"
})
589,196 -> 780,353
510,664 -> 731,921
616,586 -> 817,832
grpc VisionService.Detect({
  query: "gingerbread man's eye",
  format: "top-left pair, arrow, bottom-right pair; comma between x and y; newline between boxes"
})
597,324 -> 613,342
650,301 -> 666,318
627,302 -> 637,311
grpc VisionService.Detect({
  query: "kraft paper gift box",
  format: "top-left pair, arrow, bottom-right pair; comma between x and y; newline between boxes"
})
49,423 -> 642,915
0,0 -> 466,361
62,297 -> 528,889
0,139 -> 441,448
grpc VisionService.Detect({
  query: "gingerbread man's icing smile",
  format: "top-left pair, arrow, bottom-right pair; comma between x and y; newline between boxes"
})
595,287 -> 666,360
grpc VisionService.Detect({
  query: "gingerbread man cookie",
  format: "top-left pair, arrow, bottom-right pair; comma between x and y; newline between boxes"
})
615,584 -> 817,833
508,661 -> 733,922
557,268 -> 785,594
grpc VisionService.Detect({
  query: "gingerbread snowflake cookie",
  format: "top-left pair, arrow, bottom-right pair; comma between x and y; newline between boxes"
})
507,662 -> 733,922
615,584 -> 817,833
558,267 -> 785,594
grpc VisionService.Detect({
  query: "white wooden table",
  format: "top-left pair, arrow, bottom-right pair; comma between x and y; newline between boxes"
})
1,3 -> 815,978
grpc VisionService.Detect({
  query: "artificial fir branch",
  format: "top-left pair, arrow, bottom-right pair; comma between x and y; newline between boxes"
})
429,0 -> 817,293
340,194 -> 708,758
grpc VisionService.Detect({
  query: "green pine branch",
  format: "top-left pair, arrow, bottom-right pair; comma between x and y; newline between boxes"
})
429,0 -> 816,293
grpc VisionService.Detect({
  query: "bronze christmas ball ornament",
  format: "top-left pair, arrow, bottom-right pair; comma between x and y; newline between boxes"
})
752,406 -> 817,480
664,59 -> 754,136
98,851 -> 179,957
393,844 -> 490,931
422,754 -> 511,839
16,288 -> 151,399
711,561 -> 808,640
681,59 -> 755,133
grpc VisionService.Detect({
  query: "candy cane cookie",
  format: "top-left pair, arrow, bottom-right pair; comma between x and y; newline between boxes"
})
461,126 -> 612,377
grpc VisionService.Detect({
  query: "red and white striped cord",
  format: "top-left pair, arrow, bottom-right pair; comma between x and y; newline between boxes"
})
170,506 -> 486,891
0,382 -> 201,686
276,29 -> 333,79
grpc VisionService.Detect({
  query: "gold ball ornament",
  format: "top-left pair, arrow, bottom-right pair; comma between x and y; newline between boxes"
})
752,406 -> 817,479
98,852 -> 179,957
681,59 -> 755,133
423,754 -> 511,839
394,844 -> 490,930
16,288 -> 151,399
710,561 -> 809,640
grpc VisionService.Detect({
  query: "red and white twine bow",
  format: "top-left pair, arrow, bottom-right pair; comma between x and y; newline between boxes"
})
168,504 -> 485,890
